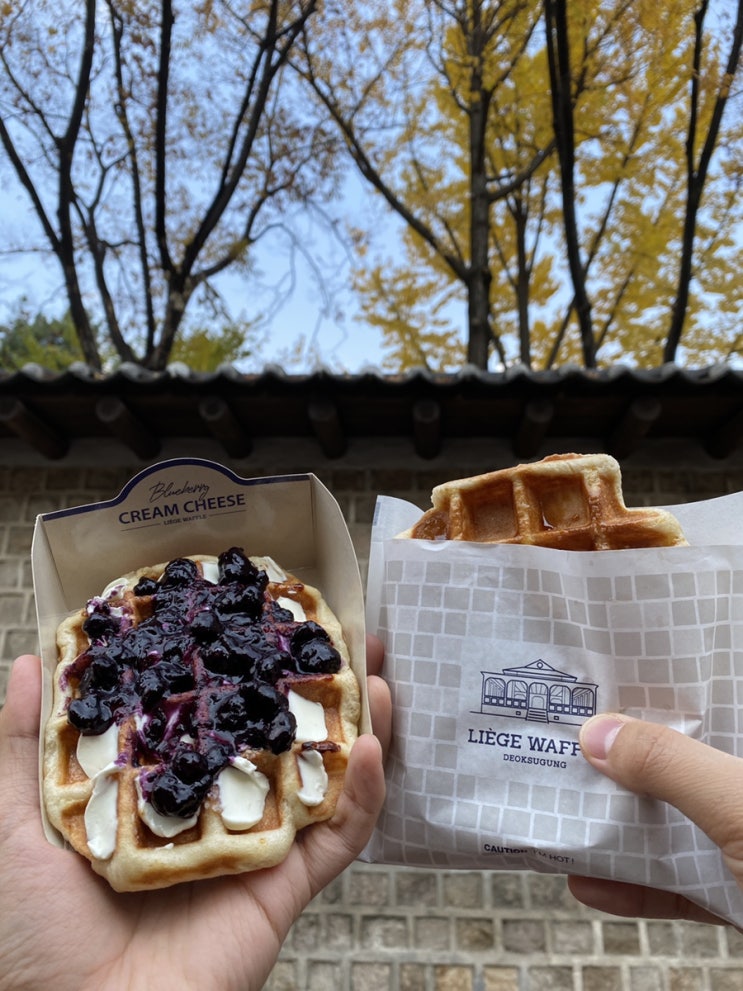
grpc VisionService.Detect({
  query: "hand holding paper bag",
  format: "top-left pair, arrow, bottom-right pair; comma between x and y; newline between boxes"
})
366,472 -> 743,927
569,713 -> 743,926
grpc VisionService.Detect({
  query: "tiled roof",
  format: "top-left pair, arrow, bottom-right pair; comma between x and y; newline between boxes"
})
1,361 -> 742,460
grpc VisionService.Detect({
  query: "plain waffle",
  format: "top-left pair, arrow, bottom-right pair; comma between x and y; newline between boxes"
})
400,453 -> 687,549
42,552 -> 360,892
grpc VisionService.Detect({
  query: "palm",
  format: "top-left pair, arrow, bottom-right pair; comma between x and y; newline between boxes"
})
8,820 -> 301,990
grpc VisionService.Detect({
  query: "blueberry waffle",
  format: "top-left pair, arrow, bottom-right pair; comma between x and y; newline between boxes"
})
42,548 -> 360,891
401,453 -> 686,549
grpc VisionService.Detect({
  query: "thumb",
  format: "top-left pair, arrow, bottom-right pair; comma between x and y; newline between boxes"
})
579,713 -> 743,871
300,732 -> 386,896
0,655 -> 43,829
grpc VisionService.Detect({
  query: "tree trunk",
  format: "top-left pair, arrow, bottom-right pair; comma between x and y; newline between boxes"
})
466,270 -> 492,367
513,197 -> 531,367
544,0 -> 595,368
146,286 -> 189,371
466,1 -> 494,369
57,0 -> 101,371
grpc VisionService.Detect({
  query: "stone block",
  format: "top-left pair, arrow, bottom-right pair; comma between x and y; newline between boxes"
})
669,968 -> 705,991
483,967 -> 520,991
348,867 -> 391,907
454,916 -> 495,951
550,919 -> 595,954
360,914 -> 409,949
433,964 -> 473,991
396,868 -> 439,906
582,966 -> 622,991
602,921 -> 641,955
442,872 -> 483,908
414,915 -> 451,950
502,918 -> 547,954
350,962 -> 393,991
525,965 -> 574,990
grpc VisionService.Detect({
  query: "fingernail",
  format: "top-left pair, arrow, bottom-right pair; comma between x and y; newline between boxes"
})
580,714 -> 626,760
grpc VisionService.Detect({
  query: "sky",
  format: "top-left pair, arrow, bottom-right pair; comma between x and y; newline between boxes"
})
2,1 -> 742,377
0,168 -> 395,374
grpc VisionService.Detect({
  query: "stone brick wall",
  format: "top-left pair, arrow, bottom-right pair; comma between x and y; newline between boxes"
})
267,864 -> 743,991
4,438 -> 743,990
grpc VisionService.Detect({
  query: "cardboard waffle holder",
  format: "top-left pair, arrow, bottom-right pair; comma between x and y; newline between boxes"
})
34,458 -> 370,852
364,488 -> 743,927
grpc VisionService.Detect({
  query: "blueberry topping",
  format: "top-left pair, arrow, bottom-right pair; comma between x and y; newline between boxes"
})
160,557 -> 199,588
200,639 -> 234,675
218,547 -> 267,589
203,740 -> 232,775
120,622 -> 164,666
161,637 -> 188,665
161,660 -> 194,694
210,689 -> 249,733
215,584 -> 263,621
294,637 -> 342,675
266,707 -> 296,754
252,650 -> 285,685
265,601 -> 295,623
140,708 -> 167,754
79,652 -> 120,693
149,768 -> 207,819
171,748 -> 209,783
190,609 -> 222,642
83,605 -> 120,641
291,621 -> 330,651
133,576 -> 159,596
136,666 -> 168,710
68,694 -> 114,735
66,547 -> 341,819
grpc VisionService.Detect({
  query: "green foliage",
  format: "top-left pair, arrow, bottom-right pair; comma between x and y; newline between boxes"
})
0,310 -> 86,371
0,305 -> 254,373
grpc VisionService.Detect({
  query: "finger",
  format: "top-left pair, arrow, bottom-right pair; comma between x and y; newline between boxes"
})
568,875 -> 728,926
300,733 -> 385,896
580,714 -> 743,866
0,654 -> 42,740
367,673 -> 392,759
0,655 -> 43,830
365,633 -> 384,678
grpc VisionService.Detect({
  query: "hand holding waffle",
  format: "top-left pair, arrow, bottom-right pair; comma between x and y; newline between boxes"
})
43,549 -> 365,891
568,713 -> 743,927
399,453 -> 738,923
0,642 -> 390,991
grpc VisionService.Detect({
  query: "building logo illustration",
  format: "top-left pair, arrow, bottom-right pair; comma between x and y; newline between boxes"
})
477,659 -> 598,727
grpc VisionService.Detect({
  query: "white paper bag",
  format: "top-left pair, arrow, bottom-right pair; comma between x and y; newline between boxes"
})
364,491 -> 743,927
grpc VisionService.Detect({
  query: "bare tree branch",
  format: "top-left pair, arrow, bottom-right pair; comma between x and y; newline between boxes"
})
664,0 -> 743,362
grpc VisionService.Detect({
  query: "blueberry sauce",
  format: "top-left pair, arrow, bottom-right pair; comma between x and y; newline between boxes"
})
65,548 -> 341,819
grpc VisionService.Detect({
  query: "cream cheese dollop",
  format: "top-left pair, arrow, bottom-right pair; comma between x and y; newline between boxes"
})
296,750 -> 328,807
288,689 -> 328,743
217,757 -> 270,830
79,726 -> 121,860
77,722 -> 120,778
262,557 -> 287,582
84,764 -> 119,860
100,579 -> 127,600
200,560 -> 220,584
